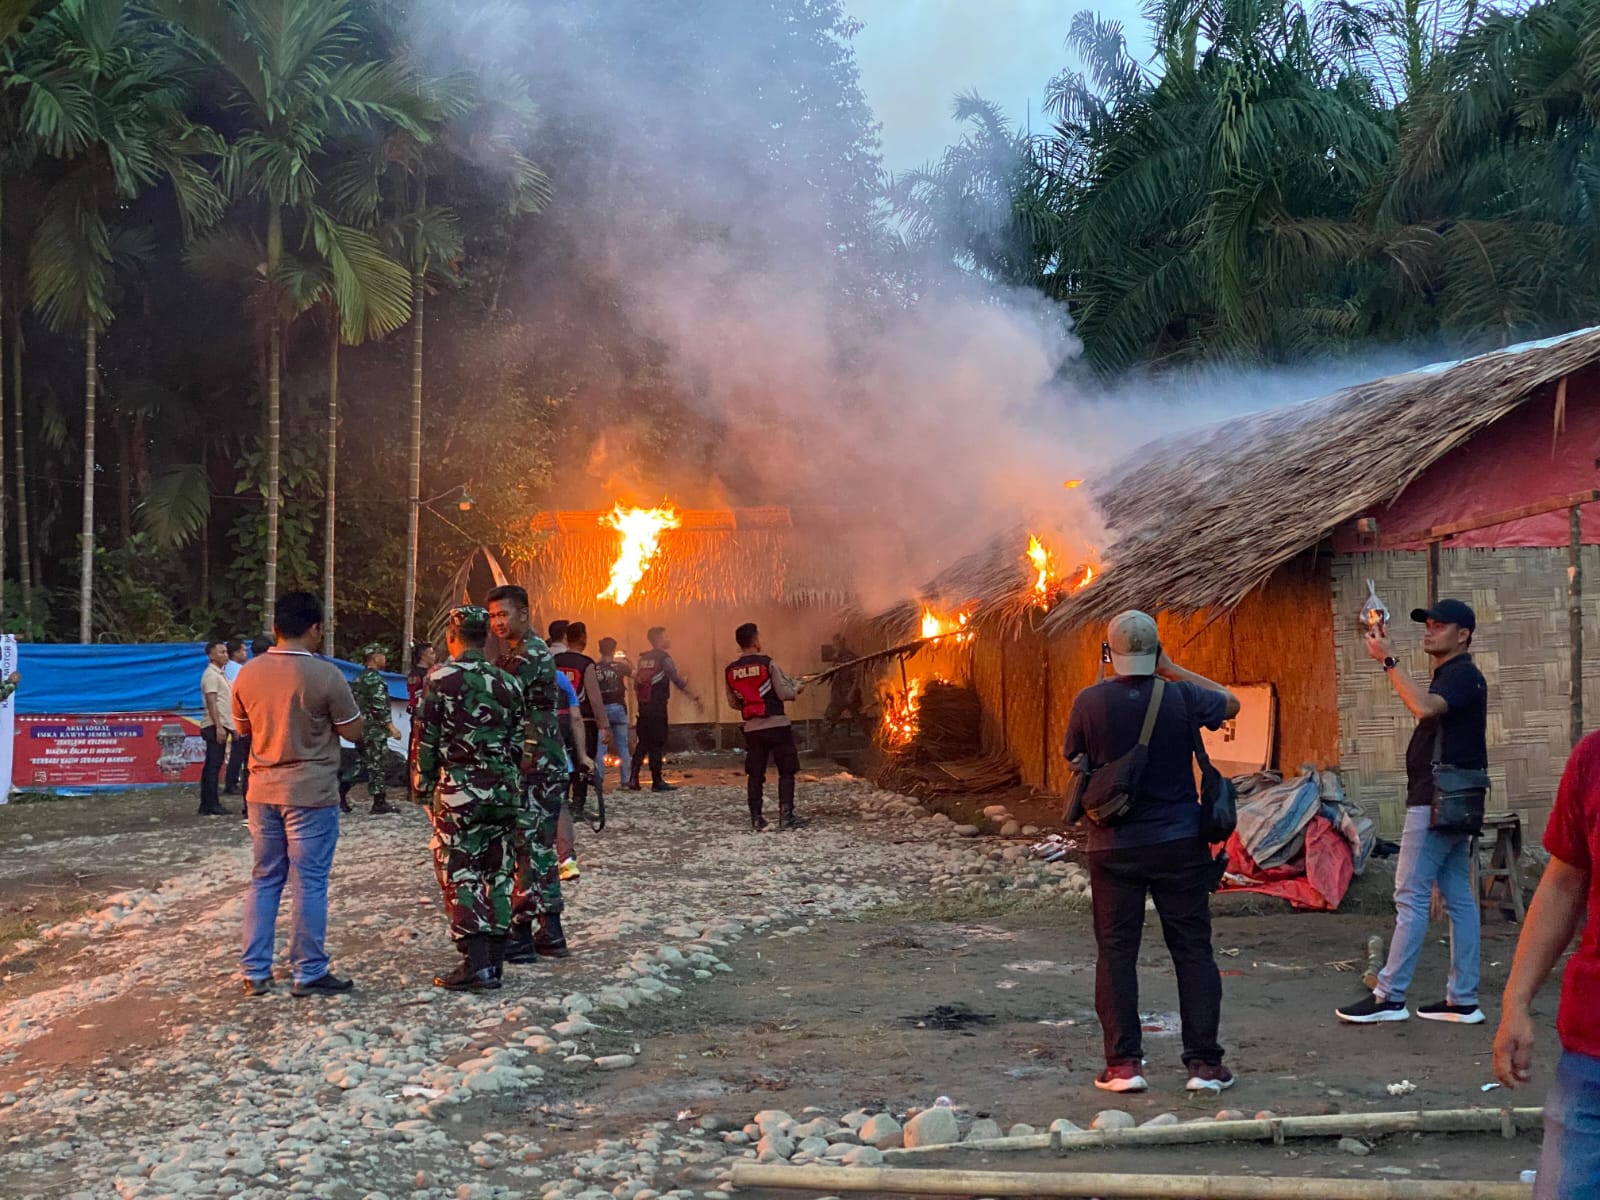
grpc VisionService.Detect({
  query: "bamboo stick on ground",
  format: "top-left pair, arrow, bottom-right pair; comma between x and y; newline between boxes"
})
881,1107 -> 1543,1158
731,1162 -> 1529,1199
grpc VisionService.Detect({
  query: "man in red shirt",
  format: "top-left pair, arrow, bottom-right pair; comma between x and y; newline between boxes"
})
1494,732 -> 1600,1197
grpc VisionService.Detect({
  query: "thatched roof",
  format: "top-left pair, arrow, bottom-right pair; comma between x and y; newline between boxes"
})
511,506 -> 867,612
1042,325 -> 1600,633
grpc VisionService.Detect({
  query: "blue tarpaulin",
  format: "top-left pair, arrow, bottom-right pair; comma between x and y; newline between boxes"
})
11,643 -> 408,716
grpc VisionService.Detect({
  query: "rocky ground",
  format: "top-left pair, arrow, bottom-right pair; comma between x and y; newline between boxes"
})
0,758 -> 1553,1198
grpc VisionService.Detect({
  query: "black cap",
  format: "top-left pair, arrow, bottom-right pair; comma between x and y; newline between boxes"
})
1410,598 -> 1476,632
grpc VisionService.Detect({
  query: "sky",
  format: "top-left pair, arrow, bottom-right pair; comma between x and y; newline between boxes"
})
848,0 -> 1151,173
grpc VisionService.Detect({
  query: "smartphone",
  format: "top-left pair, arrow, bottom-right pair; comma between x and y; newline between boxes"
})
1101,641 -> 1112,665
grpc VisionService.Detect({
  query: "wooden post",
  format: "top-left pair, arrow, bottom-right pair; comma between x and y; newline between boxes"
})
1427,539 -> 1440,607
1571,505 -> 1584,748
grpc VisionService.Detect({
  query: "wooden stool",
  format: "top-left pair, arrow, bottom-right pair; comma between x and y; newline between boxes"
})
1477,812 -> 1526,922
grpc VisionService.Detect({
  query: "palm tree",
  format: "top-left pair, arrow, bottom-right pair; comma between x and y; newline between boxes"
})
18,0 -> 221,641
375,59 -> 549,671
150,0 -> 423,628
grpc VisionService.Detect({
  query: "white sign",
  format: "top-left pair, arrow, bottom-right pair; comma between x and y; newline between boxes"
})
1201,683 -> 1277,777
0,635 -> 17,803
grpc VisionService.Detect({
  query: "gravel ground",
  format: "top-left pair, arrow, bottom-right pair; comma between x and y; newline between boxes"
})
0,769 -> 1090,1199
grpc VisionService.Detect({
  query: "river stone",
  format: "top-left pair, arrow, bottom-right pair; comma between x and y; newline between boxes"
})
858,1114 -> 901,1147
902,1108 -> 960,1148
964,1119 -> 1003,1143
1090,1111 -> 1136,1132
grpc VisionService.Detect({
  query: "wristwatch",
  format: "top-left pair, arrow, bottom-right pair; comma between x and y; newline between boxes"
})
1382,656 -> 1398,671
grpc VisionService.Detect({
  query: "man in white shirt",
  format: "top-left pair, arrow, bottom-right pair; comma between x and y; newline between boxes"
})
198,640 -> 233,816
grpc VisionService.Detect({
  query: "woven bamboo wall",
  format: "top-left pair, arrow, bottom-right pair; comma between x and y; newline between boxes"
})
1333,547 -> 1599,839
969,555 -> 1341,793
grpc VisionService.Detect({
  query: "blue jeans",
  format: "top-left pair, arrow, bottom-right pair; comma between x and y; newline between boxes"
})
241,803 -> 341,985
1537,1050 -> 1600,1200
1375,804 -> 1480,1005
599,703 -> 630,787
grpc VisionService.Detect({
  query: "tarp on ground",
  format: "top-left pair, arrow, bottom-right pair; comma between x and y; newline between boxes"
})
10,642 -> 408,716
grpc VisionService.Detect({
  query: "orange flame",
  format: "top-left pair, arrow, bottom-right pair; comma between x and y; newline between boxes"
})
883,677 -> 934,745
920,608 -> 972,642
597,504 -> 682,604
1026,534 -> 1054,597
1063,479 -> 1083,489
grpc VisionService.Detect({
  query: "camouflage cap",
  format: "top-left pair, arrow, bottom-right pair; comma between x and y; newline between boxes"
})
448,606 -> 490,636
360,642 -> 388,660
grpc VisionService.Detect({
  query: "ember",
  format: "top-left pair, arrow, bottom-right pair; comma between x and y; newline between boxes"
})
597,504 -> 681,604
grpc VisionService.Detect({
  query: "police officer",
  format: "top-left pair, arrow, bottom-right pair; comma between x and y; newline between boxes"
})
725,622 -> 806,830
342,643 -> 400,814
486,585 -> 578,961
410,607 -> 524,992
594,637 -> 633,790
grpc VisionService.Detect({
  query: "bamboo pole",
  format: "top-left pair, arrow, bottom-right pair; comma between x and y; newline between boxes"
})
880,1107 -> 1542,1159
732,1162 -> 1530,1199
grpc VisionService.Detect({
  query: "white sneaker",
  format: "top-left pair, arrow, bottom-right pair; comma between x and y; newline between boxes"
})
1417,1001 -> 1485,1024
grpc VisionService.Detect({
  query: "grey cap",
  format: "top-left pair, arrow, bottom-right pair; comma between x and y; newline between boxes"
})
1107,610 -> 1159,676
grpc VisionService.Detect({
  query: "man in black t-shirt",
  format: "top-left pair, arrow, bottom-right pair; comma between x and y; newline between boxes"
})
1338,598 -> 1489,1026
1064,610 -> 1241,1096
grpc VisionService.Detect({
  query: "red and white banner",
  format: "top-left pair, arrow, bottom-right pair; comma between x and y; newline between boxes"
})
12,712 -> 206,791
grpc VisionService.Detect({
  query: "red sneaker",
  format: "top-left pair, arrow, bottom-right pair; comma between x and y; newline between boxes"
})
1185,1063 -> 1235,1093
1094,1064 -> 1148,1093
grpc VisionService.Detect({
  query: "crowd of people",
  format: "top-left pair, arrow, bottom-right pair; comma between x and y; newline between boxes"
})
222,588 -> 815,998
1070,600 -> 1596,1197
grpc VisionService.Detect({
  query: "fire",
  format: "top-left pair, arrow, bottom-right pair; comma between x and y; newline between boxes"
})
597,504 -> 682,604
1026,534 -> 1054,596
883,678 -> 929,745
920,608 -> 971,642
1063,479 -> 1083,489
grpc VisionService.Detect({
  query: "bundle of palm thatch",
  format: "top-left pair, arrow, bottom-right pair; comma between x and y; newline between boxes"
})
874,680 -> 1010,796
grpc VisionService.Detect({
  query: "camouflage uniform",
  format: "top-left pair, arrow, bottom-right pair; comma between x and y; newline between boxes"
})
0,676 -> 18,705
410,645 -> 524,942
497,633 -> 567,921
346,652 -> 393,803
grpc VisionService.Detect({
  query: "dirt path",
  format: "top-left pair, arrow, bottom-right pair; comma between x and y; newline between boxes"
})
0,761 -> 1552,1199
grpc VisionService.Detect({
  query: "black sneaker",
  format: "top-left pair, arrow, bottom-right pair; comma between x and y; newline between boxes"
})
778,811 -> 807,831
651,782 -> 678,793
1335,992 -> 1409,1023
291,972 -> 354,998
242,977 -> 273,997
1417,1001 -> 1485,1025
751,815 -> 770,832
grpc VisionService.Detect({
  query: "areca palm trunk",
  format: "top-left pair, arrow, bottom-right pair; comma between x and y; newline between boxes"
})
323,316 -> 338,656
263,204 -> 283,630
11,308 -> 30,622
401,266 -> 422,674
79,322 -> 96,643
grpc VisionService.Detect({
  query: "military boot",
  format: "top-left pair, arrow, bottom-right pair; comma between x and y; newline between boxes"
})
535,912 -> 571,959
749,798 -> 768,832
503,922 -> 540,965
487,934 -> 508,982
434,936 -> 500,991
370,798 -> 399,815
778,805 -> 806,831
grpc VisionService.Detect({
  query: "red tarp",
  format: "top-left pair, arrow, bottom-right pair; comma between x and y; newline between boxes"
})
1221,816 -> 1355,911
1329,388 -> 1600,551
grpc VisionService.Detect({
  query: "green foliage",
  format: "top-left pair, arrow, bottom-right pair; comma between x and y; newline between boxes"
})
226,434 -> 323,624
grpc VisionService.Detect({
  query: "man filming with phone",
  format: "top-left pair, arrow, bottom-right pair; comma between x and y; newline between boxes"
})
1063,610 -> 1240,1097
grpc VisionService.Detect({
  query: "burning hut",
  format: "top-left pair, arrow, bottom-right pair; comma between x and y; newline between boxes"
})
447,506 -> 895,742
891,326 -> 1600,840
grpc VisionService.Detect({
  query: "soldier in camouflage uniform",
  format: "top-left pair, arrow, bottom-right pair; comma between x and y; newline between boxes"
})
486,584 -> 574,962
341,643 -> 400,815
410,607 -> 524,991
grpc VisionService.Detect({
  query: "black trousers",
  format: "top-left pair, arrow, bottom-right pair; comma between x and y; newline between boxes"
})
634,710 -> 668,786
744,725 -> 799,818
225,733 -> 249,792
1088,837 -> 1225,1070
198,727 -> 227,812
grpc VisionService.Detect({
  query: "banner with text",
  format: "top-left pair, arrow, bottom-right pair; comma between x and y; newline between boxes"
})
12,712 -> 205,791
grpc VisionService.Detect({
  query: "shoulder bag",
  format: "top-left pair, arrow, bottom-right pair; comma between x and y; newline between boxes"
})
1077,679 -> 1166,827
1430,721 -> 1488,836
1192,718 -> 1237,844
